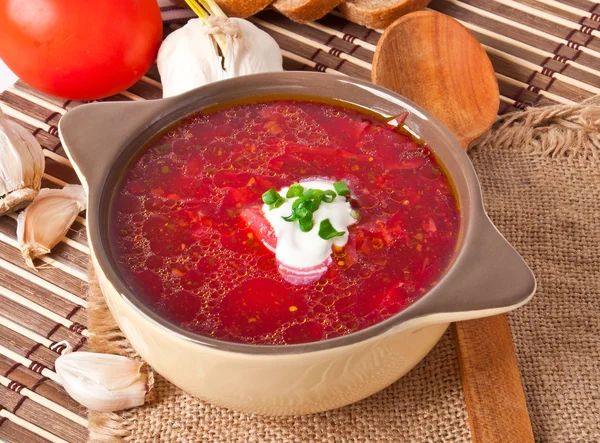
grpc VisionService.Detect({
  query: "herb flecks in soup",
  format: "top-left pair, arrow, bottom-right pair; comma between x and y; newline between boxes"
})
110,100 -> 460,345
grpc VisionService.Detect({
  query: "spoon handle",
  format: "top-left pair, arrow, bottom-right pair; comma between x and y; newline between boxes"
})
454,316 -> 534,442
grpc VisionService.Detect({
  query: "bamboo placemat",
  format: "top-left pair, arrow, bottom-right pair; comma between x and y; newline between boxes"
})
0,1 -> 599,441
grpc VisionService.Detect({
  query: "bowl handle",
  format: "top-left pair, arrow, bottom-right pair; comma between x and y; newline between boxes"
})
58,99 -> 174,192
394,215 -> 536,331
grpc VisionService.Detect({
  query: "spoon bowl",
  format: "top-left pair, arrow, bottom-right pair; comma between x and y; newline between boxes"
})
373,10 -> 499,149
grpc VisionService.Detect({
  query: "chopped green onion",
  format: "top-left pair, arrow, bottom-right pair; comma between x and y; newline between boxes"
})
286,184 -> 304,198
305,189 -> 323,210
334,181 -> 350,197
319,219 -> 345,240
322,190 -> 337,203
266,183 -> 358,234
269,197 -> 285,210
299,219 -> 313,232
295,206 -> 311,220
291,196 -> 304,210
303,189 -> 315,199
262,189 -> 281,205
297,199 -> 313,213
311,189 -> 324,200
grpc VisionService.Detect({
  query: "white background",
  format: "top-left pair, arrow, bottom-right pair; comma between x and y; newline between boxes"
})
0,59 -> 17,91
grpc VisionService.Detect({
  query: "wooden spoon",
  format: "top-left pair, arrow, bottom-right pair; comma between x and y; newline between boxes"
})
372,11 -> 534,443
373,10 -> 498,149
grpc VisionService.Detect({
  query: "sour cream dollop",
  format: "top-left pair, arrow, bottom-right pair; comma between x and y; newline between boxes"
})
262,180 -> 357,284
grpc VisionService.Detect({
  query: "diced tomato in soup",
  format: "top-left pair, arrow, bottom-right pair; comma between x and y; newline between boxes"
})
110,100 -> 460,345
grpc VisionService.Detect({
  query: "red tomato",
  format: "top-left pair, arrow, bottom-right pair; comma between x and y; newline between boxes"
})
0,0 -> 163,100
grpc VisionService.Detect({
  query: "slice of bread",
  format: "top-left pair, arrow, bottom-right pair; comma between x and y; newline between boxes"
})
272,0 -> 343,22
214,0 -> 274,17
339,0 -> 432,29
172,0 -> 273,18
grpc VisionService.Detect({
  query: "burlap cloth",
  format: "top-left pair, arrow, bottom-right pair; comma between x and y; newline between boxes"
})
87,100 -> 600,442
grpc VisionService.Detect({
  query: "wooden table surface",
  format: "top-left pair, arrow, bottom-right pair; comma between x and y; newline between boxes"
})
0,1 -> 599,441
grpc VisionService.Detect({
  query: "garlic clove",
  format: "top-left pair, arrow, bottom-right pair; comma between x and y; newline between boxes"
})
17,184 -> 87,268
55,352 -> 148,412
1,188 -> 39,215
0,108 -> 45,216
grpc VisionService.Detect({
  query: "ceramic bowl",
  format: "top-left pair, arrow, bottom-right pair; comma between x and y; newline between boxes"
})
59,72 -> 535,415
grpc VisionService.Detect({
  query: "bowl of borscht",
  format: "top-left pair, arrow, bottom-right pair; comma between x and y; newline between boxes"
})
59,72 -> 536,415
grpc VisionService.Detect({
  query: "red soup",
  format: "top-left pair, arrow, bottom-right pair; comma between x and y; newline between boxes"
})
110,99 -> 460,345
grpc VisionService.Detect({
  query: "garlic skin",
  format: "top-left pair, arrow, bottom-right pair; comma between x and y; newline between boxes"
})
157,17 -> 283,98
0,108 -> 45,216
55,352 -> 147,412
17,184 -> 86,268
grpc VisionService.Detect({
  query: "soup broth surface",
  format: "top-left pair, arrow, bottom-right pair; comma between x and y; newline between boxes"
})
110,100 -> 460,345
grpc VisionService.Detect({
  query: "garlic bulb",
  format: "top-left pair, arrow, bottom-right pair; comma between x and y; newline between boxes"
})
55,352 -> 148,412
157,17 -> 283,98
0,108 -> 45,216
17,185 -> 86,268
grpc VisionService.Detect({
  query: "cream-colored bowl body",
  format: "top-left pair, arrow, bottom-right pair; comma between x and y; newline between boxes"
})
59,73 -> 536,415
96,253 -> 448,414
